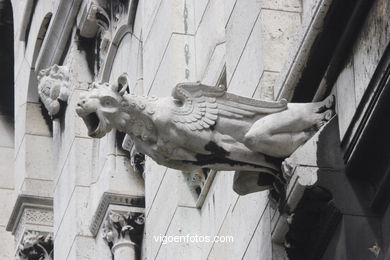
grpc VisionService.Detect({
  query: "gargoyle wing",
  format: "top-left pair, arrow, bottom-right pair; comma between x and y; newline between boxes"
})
171,83 -> 288,131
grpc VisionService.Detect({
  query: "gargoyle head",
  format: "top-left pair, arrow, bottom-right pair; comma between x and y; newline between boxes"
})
76,74 -> 129,138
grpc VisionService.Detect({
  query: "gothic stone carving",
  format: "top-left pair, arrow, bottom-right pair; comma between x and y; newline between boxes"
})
76,77 -> 335,193
37,65 -> 70,118
102,211 -> 145,248
18,231 -> 53,260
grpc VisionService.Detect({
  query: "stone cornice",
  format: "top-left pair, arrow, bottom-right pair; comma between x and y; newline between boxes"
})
6,194 -> 53,234
89,192 -> 145,236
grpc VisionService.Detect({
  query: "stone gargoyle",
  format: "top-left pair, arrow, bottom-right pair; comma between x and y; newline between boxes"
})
76,75 -> 335,195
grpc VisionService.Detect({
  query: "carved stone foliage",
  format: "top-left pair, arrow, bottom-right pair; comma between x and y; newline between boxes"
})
18,231 -> 53,260
76,78 -> 335,194
37,65 -> 70,118
102,211 -> 145,248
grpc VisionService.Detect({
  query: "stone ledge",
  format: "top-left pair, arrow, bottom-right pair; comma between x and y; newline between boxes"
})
6,194 -> 53,234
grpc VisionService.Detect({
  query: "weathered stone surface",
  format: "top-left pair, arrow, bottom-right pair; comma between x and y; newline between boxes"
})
0,228 -> 14,259
228,13 -> 263,97
156,207 -> 202,260
147,34 -> 196,96
335,59 -> 356,139
207,192 -> 269,259
226,0 -> 261,83
195,0 -> 225,80
242,205 -> 272,260
254,71 -> 278,101
260,9 -> 301,72
353,0 -> 390,104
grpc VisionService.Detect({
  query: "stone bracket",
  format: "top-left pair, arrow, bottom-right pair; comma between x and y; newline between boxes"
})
90,192 -> 145,236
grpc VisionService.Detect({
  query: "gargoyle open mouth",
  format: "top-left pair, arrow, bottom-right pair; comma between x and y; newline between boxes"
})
76,108 -> 106,138
84,112 -> 100,138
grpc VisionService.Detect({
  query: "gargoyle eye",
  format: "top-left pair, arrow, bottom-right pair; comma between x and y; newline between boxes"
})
101,96 -> 117,107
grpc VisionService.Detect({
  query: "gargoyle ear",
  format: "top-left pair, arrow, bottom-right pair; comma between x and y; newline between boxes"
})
117,73 -> 129,96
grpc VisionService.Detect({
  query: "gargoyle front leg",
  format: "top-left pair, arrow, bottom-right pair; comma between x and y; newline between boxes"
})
243,95 -> 335,158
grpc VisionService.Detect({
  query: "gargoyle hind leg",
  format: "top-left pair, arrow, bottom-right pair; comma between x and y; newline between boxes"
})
243,95 -> 335,158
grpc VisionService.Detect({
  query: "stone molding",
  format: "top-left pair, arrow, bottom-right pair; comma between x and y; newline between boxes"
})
78,0 -> 109,38
37,65 -> 70,118
90,192 -> 145,236
17,231 -> 53,260
6,195 -> 53,235
35,0 -> 83,72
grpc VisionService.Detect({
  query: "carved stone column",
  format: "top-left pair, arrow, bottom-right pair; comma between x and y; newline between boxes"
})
102,209 -> 145,260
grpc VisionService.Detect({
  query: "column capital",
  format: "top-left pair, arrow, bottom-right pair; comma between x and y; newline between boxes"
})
102,209 -> 145,249
18,231 -> 53,260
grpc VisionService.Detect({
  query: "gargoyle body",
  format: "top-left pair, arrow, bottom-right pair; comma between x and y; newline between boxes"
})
76,77 -> 334,194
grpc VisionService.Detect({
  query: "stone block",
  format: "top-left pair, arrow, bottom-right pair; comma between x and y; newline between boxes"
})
201,43 -> 226,86
208,191 -> 269,259
143,0 -> 195,92
0,227 -> 14,259
224,0 -> 237,26
200,171 -> 239,258
54,186 -> 91,257
67,236 -> 96,260
14,134 -> 54,193
19,179 -> 54,198
335,59 -> 356,140
194,0 -> 210,29
25,102 -> 52,137
155,207 -> 202,260
226,0 -> 261,83
241,206 -> 272,259
142,0 -> 163,40
145,157 -> 167,216
108,155 -> 145,196
144,168 -> 196,259
147,34 -> 196,96
228,14 -> 263,97
260,9 -> 301,72
353,0 -> 390,105
0,147 -> 14,189
253,71 -> 278,101
195,0 -> 225,79
54,137 -> 93,227
0,189 -> 16,226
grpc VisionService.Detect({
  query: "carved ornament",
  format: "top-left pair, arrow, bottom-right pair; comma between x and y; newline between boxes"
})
37,65 -> 70,118
18,231 -> 53,260
102,210 -> 145,248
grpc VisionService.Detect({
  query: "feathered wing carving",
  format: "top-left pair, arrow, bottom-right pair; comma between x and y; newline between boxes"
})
171,83 -> 288,131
